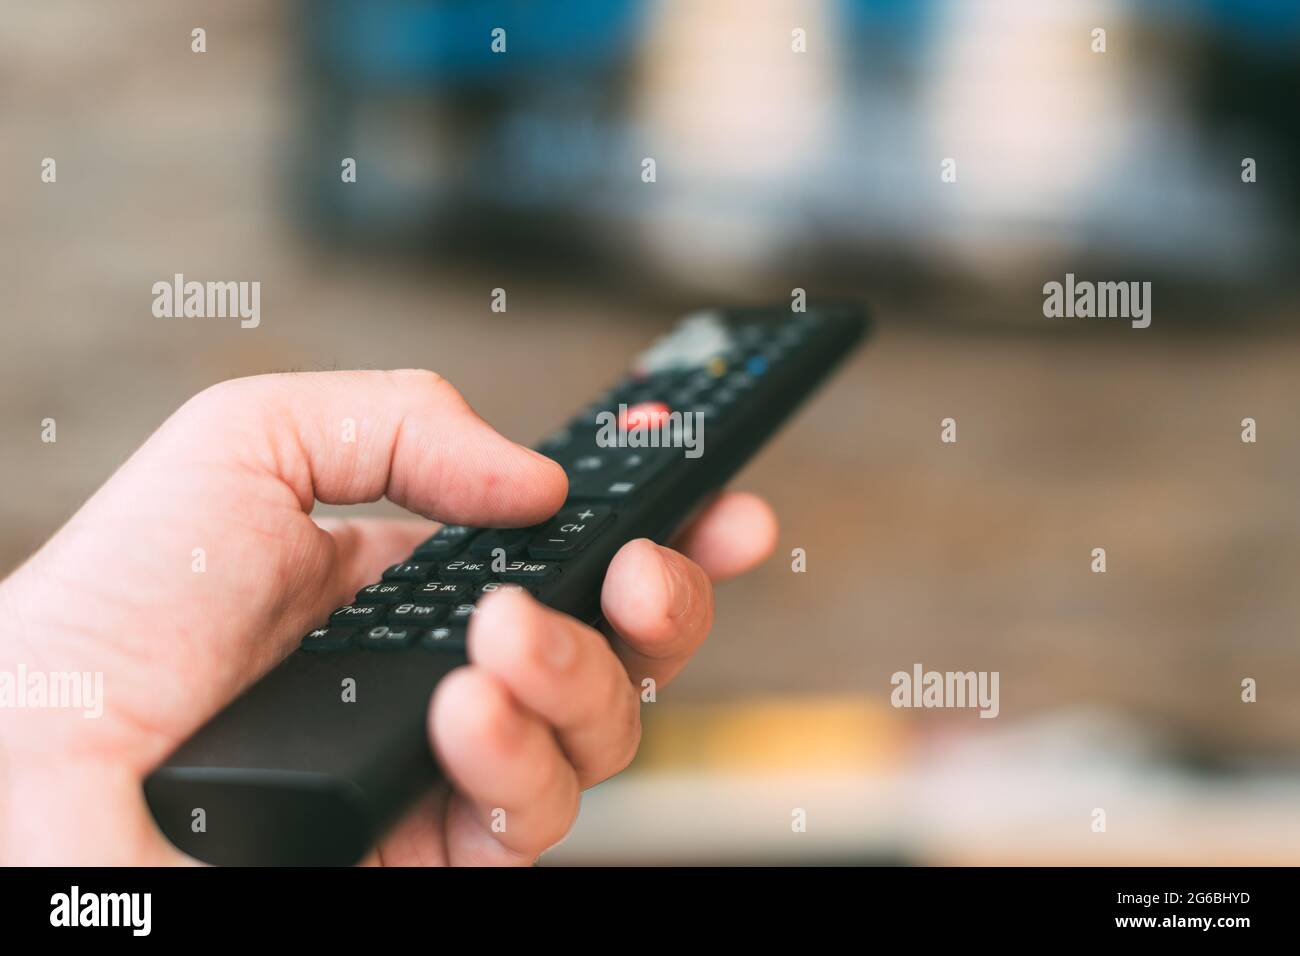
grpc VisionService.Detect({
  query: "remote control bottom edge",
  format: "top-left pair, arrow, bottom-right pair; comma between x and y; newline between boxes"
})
144,767 -> 374,867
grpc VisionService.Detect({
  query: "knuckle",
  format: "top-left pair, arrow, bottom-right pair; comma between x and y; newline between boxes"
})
170,376 -> 275,442
386,368 -> 463,406
181,375 -> 256,417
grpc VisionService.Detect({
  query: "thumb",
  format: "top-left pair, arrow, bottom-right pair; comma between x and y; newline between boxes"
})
160,369 -> 567,525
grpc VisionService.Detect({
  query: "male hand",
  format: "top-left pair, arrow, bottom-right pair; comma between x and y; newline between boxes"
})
0,371 -> 777,864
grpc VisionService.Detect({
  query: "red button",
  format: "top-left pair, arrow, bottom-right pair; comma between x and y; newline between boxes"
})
619,401 -> 672,431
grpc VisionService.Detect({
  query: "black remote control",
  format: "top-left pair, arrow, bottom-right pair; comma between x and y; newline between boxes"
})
144,303 -> 869,865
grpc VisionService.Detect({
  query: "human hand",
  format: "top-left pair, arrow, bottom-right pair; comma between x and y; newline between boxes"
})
0,371 -> 777,864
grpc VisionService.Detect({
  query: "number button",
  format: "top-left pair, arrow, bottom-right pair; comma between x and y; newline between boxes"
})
475,581 -> 528,599
329,604 -> 385,625
438,560 -> 491,581
448,603 -> 477,624
358,625 -> 417,650
382,561 -> 434,582
389,603 -> 449,625
354,582 -> 411,604
498,560 -> 559,582
414,581 -> 470,603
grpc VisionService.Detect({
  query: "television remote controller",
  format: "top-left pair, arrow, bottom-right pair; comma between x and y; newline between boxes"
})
144,303 -> 870,865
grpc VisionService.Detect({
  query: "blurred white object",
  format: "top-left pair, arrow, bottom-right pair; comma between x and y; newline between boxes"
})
547,707 -> 1300,865
632,0 -> 839,290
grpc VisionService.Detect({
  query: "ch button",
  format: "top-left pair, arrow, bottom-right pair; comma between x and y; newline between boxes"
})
528,506 -> 613,558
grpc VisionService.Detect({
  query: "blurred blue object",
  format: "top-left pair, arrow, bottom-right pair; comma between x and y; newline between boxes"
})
838,0 -> 933,47
294,0 -> 1299,292
1196,0 -> 1300,40
310,0 -> 645,88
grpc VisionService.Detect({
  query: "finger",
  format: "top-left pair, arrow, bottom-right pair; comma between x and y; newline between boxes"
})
600,538 -> 714,687
469,590 -> 641,788
313,516 -> 435,604
170,369 -> 568,526
430,667 -> 580,864
670,490 -> 778,582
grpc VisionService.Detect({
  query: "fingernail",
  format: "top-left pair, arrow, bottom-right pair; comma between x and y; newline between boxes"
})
540,615 -> 578,672
658,545 -> 691,619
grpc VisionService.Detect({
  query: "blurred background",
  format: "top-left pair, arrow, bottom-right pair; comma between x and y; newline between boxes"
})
1,0 -> 1298,863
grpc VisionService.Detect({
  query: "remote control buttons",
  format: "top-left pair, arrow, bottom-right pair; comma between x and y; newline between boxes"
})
420,626 -> 466,654
389,602 -> 449,625
468,528 -> 534,558
726,371 -> 757,392
475,581 -> 529,599
567,478 -> 644,501
300,625 -> 356,652
497,560 -> 559,582
354,582 -> 411,604
359,625 -> 417,651
382,561 -> 435,582
413,525 -> 480,559
710,387 -> 737,408
566,445 -> 673,499
413,581 -> 471,602
619,401 -> 672,431
448,603 -> 478,625
329,604 -> 386,626
528,506 -> 613,558
438,560 -> 491,581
